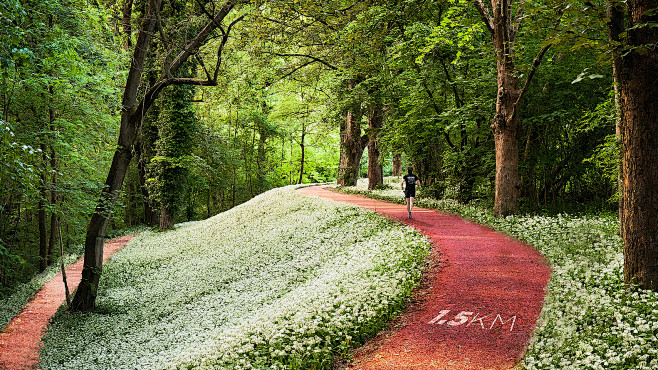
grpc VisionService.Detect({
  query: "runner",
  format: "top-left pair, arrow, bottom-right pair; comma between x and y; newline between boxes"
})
401,167 -> 420,219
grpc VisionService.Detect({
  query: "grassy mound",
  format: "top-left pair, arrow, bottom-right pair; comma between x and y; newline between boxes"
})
39,186 -> 430,369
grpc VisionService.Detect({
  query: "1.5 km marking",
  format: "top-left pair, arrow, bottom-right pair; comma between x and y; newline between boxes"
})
428,309 -> 517,331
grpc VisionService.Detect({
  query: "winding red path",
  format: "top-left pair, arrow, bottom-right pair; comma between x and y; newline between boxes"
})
298,186 -> 551,370
0,235 -> 134,370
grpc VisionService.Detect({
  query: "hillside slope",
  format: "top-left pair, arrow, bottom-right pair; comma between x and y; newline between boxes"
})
39,186 -> 431,369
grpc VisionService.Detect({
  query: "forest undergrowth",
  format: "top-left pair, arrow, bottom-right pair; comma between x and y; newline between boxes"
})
339,178 -> 658,370
37,185 -> 430,369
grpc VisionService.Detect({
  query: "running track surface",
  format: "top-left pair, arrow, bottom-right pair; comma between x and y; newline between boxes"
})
298,186 -> 551,370
0,235 -> 134,370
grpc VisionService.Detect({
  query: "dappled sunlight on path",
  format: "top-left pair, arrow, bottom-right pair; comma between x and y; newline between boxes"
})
0,235 -> 134,370
298,186 -> 551,370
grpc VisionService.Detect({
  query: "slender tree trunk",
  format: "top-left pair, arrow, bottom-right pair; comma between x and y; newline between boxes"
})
69,0 -> 160,312
121,0 -> 134,49
47,102 -> 57,265
608,0 -> 625,233
367,103 -> 384,189
298,131 -> 306,184
138,155 -> 156,226
38,144 -> 48,272
47,155 -> 57,266
70,0 -> 237,311
610,0 -> 658,290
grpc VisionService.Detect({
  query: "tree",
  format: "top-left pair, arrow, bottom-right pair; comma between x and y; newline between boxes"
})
472,0 -> 555,216
607,0 -> 658,290
70,0 -> 247,311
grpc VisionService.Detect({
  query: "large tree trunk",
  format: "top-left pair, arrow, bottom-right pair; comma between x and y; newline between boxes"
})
337,107 -> 366,186
159,204 -> 174,230
611,0 -> 658,290
392,153 -> 402,176
473,0 -> 550,216
367,103 -> 384,190
492,112 -> 521,215
490,0 -> 521,216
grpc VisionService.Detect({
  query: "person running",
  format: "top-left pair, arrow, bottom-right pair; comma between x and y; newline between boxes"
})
401,167 -> 420,219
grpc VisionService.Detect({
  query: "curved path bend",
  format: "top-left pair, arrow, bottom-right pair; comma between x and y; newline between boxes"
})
0,235 -> 134,370
298,186 -> 551,370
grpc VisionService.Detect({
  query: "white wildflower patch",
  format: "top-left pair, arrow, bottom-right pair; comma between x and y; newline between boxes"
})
340,179 -> 658,370
39,185 -> 430,369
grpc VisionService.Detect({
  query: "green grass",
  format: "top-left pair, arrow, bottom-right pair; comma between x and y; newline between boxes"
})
340,178 -> 658,370
39,185 -> 431,369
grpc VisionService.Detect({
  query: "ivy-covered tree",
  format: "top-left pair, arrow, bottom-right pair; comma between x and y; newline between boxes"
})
71,0 -> 249,312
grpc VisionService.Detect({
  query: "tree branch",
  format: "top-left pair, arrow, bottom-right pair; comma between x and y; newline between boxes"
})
472,0 -> 494,37
165,0 -> 235,79
272,53 -> 338,70
214,12 -> 246,81
516,43 -> 551,106
510,1 -> 526,42
195,53 -> 213,81
276,60 -> 314,82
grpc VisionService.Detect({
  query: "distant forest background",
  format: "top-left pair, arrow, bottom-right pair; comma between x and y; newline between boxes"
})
0,0 -> 628,295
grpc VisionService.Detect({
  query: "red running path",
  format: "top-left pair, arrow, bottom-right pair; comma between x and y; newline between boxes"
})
0,235 -> 134,370
298,186 -> 551,370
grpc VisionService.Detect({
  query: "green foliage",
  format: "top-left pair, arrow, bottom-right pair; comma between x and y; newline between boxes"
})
0,0 -> 124,292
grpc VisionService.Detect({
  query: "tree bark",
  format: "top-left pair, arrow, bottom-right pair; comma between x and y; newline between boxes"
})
392,153 -> 402,176
159,204 -> 174,230
610,0 -> 658,290
337,80 -> 367,186
367,103 -> 384,189
473,0 -> 551,216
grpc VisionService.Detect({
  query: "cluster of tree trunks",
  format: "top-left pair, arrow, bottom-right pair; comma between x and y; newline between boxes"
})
337,79 -> 386,189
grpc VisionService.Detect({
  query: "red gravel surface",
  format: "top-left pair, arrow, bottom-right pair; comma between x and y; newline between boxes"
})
298,186 -> 551,370
0,235 -> 134,370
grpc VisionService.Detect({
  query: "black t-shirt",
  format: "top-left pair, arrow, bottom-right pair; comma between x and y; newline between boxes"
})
403,174 -> 418,191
